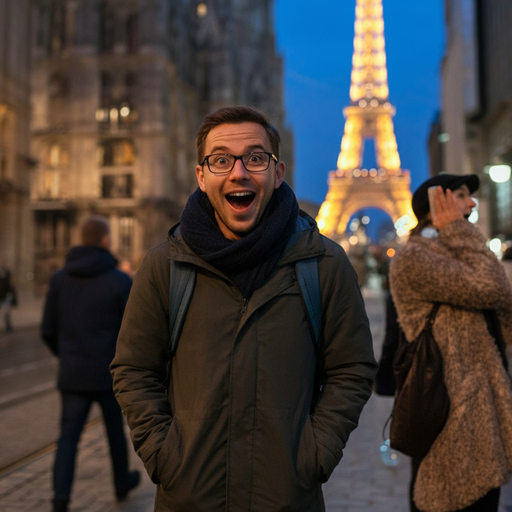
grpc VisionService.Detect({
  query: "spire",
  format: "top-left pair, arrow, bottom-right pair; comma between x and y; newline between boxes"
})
335,0 -> 400,173
349,0 -> 389,104
316,0 -> 416,241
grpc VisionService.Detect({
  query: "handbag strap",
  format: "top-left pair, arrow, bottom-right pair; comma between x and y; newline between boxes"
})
425,302 -> 441,331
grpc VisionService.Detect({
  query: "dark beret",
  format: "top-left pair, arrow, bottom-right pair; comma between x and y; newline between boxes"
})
412,174 -> 480,221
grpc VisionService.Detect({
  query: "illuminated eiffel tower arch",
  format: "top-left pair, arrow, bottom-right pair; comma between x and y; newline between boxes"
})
316,0 -> 416,242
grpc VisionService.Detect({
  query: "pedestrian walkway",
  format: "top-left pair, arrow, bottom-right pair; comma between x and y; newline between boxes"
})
0,421 -> 155,512
7,295 -> 44,331
1,292 -> 512,511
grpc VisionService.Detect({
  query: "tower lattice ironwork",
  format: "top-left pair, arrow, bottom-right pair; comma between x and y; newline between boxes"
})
316,0 -> 416,241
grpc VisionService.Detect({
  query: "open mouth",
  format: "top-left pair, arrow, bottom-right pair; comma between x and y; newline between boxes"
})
226,192 -> 255,210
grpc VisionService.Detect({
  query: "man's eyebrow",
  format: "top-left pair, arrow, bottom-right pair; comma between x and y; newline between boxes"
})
209,145 -> 229,154
246,144 -> 267,152
209,144 -> 267,154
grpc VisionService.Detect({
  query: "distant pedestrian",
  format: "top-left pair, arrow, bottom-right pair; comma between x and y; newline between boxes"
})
119,259 -> 134,278
41,216 -> 140,512
0,259 -> 15,332
351,251 -> 368,288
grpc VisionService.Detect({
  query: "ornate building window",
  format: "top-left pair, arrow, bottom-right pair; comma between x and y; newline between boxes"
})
49,73 -> 69,98
100,72 -> 114,108
126,13 -> 139,53
96,74 -> 138,125
98,139 -> 134,199
48,72 -> 69,125
100,1 -> 114,53
119,215 -> 134,250
125,72 -> 137,99
42,143 -> 69,198
46,143 -> 69,167
50,1 -> 66,54
35,211 -> 71,251
98,139 -> 135,166
102,174 -> 133,198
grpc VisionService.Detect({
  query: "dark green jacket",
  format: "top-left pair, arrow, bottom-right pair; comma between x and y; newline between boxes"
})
111,214 -> 376,511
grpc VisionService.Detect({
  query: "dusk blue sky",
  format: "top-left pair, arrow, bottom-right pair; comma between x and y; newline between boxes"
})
274,0 -> 446,218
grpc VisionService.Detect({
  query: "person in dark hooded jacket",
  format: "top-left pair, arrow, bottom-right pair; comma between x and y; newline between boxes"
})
41,215 -> 139,512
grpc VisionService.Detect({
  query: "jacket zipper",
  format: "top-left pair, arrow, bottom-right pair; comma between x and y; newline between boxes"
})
240,298 -> 248,315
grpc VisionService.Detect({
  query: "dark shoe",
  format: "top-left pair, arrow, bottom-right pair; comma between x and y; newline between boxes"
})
52,498 -> 69,512
116,470 -> 140,501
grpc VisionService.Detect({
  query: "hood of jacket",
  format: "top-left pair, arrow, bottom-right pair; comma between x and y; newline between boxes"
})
64,245 -> 117,277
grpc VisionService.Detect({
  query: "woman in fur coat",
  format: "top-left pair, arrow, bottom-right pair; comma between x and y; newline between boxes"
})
389,174 -> 512,512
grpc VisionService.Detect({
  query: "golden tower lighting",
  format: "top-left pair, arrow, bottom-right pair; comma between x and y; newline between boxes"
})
316,0 -> 416,241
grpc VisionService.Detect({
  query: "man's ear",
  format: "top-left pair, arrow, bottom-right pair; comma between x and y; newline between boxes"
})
100,234 -> 110,249
274,161 -> 286,189
196,165 -> 206,192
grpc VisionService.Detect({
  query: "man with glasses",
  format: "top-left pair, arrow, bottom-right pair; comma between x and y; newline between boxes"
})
111,106 -> 376,511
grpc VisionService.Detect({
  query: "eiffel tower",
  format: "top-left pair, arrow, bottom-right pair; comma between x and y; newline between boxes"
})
316,0 -> 416,243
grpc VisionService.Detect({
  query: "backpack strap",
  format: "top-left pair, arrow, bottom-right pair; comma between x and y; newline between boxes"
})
165,259 -> 196,389
168,260 -> 196,357
296,257 -> 322,348
294,215 -> 322,348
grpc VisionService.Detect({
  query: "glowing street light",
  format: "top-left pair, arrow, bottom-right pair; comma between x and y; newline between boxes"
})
489,238 -> 502,254
488,164 -> 511,183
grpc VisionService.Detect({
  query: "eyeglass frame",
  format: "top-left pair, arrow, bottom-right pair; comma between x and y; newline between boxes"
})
200,151 -> 278,175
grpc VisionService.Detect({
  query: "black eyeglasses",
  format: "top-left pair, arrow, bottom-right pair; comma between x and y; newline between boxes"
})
200,152 -> 278,175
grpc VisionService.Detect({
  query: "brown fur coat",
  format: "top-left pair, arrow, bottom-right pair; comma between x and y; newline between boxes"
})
389,219 -> 512,512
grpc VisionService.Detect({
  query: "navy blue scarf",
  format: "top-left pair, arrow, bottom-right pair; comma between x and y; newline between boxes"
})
180,182 -> 299,299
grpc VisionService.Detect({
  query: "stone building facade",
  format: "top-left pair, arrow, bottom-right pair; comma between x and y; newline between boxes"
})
31,0 -> 292,291
436,0 -> 512,240
0,0 -> 35,296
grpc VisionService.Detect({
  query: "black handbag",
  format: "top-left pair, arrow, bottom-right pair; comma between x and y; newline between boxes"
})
389,303 -> 450,459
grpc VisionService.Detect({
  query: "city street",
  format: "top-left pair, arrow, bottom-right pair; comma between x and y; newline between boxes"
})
0,327 -> 102,473
0,292 -> 511,511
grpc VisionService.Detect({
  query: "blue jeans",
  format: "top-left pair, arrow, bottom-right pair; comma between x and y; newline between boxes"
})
53,391 -> 129,501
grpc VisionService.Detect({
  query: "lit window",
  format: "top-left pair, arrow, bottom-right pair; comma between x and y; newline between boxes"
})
197,3 -> 207,17
46,144 -> 69,167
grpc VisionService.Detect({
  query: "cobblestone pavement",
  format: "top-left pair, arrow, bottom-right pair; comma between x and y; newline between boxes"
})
1,292 -> 511,511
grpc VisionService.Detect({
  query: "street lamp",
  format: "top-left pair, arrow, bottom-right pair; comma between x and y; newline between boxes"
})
487,164 -> 511,183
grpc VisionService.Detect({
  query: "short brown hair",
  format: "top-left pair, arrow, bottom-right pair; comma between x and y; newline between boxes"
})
81,215 -> 110,246
196,106 -> 281,163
